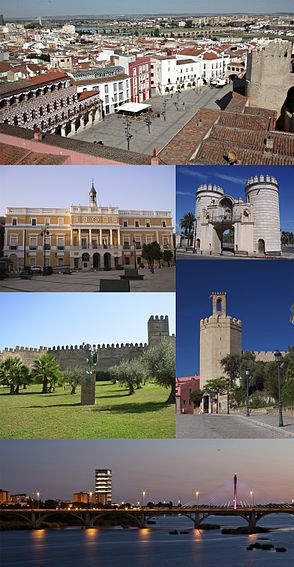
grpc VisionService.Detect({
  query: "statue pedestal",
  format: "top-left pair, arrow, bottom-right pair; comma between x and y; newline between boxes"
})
81,372 -> 96,405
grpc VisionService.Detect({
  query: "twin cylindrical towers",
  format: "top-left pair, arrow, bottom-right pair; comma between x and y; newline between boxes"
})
195,175 -> 281,256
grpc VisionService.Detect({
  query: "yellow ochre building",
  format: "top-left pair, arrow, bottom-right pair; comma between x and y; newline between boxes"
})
3,182 -> 174,271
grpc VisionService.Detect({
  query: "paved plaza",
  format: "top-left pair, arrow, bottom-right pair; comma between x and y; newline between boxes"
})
177,413 -> 294,439
176,248 -> 294,260
0,266 -> 175,292
74,85 -> 232,155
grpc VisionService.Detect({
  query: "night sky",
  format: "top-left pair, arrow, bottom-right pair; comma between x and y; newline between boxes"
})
177,260 -> 294,377
1,439 -> 293,504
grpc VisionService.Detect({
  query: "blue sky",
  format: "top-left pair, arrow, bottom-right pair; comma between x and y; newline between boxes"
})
176,166 -> 294,233
3,1 -> 293,18
177,260 -> 294,377
0,293 -> 175,349
0,439 -> 293,503
0,166 -> 175,221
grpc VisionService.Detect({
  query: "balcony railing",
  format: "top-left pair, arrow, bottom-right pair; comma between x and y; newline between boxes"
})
9,245 -> 18,250
57,246 -> 65,250
29,245 -> 37,250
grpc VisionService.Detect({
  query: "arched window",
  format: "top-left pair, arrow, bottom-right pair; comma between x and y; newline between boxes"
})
23,112 -> 28,123
216,298 -> 222,312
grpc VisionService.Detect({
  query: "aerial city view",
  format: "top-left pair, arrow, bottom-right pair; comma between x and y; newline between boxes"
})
0,0 -> 293,566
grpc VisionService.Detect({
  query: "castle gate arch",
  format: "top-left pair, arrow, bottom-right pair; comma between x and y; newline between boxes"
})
258,239 -> 265,254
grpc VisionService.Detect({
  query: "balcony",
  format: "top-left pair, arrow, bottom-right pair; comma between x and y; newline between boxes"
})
44,244 -> 51,250
9,245 -> 18,250
29,246 -> 37,250
57,246 -> 65,250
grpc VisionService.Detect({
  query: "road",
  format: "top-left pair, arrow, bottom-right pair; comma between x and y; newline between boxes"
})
74,85 -> 232,155
177,414 -> 294,439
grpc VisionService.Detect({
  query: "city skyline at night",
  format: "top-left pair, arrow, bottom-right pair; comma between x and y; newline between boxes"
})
1,439 -> 293,504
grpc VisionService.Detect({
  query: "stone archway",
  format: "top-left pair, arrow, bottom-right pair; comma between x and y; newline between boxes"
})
104,253 -> 111,269
196,238 -> 200,251
258,239 -> 265,254
93,253 -> 100,269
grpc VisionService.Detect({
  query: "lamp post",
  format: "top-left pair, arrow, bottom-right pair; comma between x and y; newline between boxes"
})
40,224 -> 50,274
89,491 -> 92,509
245,369 -> 250,417
123,117 -> 133,151
133,239 -> 137,269
141,490 -> 146,509
274,350 -> 284,427
36,491 -> 40,510
195,490 -> 199,506
250,491 -> 254,507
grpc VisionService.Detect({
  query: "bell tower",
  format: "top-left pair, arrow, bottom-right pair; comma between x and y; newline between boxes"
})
89,179 -> 97,207
200,293 -> 242,386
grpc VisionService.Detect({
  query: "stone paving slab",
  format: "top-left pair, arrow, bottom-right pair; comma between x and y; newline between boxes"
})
176,414 -> 294,439
74,85 -> 232,155
0,266 -> 175,293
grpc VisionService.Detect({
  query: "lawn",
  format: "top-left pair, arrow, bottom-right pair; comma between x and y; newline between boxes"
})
0,382 -> 175,439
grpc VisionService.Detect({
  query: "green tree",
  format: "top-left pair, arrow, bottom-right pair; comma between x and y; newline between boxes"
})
0,357 -> 31,394
31,354 -> 63,394
202,377 -> 227,413
179,212 -> 195,243
142,242 -> 162,273
189,389 -> 203,408
163,249 -> 173,267
110,357 -> 146,395
221,354 -> 241,413
144,339 -> 175,404
63,368 -> 84,395
154,28 -> 160,37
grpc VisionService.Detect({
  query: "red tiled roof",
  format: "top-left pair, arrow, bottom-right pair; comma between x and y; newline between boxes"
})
78,90 -> 99,101
29,70 -> 69,85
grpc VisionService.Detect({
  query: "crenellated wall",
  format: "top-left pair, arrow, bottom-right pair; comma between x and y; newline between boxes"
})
0,316 -> 173,372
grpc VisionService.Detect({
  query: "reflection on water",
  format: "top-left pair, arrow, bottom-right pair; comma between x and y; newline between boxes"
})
1,515 -> 293,566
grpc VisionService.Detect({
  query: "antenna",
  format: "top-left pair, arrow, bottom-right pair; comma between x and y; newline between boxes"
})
233,474 -> 237,510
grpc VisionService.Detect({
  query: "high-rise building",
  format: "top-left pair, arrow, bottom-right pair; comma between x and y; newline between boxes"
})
95,469 -> 112,505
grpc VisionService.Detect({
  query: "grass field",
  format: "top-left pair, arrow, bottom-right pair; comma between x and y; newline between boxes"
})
0,382 -> 175,439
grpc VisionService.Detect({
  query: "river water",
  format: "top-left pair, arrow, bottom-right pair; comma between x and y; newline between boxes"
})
1,515 -> 293,566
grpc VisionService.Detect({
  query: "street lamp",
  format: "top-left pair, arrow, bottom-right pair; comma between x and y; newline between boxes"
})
274,350 -> 284,427
89,491 -> 92,508
36,491 -> 40,509
40,224 -> 50,274
133,239 -> 137,269
250,491 -> 254,507
245,369 -> 250,417
141,490 -> 146,508
195,490 -> 200,506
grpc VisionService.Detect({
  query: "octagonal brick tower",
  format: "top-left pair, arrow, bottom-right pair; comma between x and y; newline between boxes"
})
245,174 -> 281,255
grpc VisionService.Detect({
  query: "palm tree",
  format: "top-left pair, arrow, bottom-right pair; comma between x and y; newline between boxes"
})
31,354 -> 63,394
179,212 -> 195,243
0,357 -> 31,394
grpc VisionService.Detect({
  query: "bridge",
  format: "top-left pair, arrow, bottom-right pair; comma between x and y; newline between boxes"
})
1,505 -> 293,531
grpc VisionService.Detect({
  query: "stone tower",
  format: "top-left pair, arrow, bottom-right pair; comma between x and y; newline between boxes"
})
195,184 -> 225,253
246,41 -> 294,115
89,180 -> 97,207
200,293 -> 242,386
148,315 -> 170,347
245,174 -> 281,255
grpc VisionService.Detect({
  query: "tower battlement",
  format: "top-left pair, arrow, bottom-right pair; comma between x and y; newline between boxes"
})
196,184 -> 224,195
246,175 -> 278,188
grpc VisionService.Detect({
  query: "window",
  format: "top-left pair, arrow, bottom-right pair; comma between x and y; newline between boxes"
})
10,235 -> 18,249
123,220 -> 128,227
135,220 -> 140,228
29,235 -> 38,250
57,236 -> 65,250
58,258 -> 64,267
125,256 -> 130,265
82,216 -> 87,223
12,218 -> 17,226
163,237 -> 169,248
103,217 -> 108,224
31,218 -> 37,226
30,257 -> 36,268
113,83 -> 117,92
146,220 -> 150,228
45,217 -> 50,225
105,85 -> 109,94
58,218 -> 64,225
162,220 -> 166,227
118,81 -> 123,90
105,95 -> 109,104
146,236 -> 152,244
